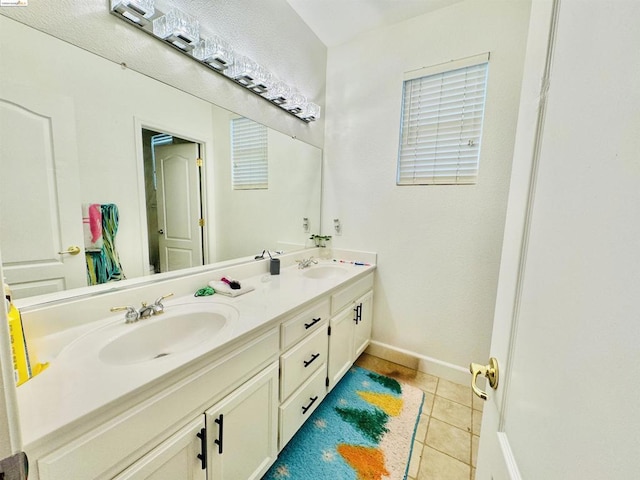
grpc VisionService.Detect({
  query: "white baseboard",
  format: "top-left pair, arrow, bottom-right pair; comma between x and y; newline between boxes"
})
365,340 -> 471,386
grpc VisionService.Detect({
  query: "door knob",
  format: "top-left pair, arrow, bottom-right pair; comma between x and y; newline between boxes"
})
469,357 -> 499,400
58,246 -> 81,255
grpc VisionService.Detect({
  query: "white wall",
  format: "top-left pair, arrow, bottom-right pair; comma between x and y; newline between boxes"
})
211,109 -> 322,260
322,0 -> 532,377
0,0 -> 326,148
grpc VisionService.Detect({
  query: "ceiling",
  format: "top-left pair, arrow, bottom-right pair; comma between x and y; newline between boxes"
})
285,0 -> 464,47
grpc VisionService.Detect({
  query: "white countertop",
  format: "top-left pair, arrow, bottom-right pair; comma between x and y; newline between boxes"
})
17,259 -> 375,448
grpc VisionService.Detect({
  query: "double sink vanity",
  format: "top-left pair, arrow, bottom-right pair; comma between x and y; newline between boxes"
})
16,248 -> 376,480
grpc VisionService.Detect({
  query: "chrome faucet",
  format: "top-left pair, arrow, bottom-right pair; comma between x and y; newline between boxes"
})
111,293 -> 174,323
138,302 -> 155,319
297,257 -> 318,269
150,293 -> 174,315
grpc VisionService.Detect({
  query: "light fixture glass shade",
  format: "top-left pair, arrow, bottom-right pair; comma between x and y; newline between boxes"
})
284,91 -> 307,114
110,3 -> 319,123
111,0 -> 155,25
263,80 -> 291,105
299,102 -> 321,122
249,65 -> 270,94
192,36 -> 235,71
152,8 -> 200,51
225,55 -> 258,87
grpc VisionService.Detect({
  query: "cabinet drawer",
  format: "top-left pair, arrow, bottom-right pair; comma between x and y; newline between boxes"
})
280,298 -> 330,350
280,325 -> 328,401
279,366 -> 327,450
331,273 -> 374,315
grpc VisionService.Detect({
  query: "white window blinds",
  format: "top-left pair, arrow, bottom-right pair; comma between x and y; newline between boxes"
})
231,117 -> 268,190
397,54 -> 489,185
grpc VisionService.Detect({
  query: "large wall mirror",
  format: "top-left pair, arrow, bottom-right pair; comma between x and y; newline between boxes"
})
0,16 -> 322,301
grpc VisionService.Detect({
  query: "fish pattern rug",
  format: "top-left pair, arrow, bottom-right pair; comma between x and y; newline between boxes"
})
263,366 -> 425,480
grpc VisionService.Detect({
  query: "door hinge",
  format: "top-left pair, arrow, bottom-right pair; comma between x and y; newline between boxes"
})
199,218 -> 205,227
196,158 -> 203,167
328,326 -> 332,336
325,376 -> 330,388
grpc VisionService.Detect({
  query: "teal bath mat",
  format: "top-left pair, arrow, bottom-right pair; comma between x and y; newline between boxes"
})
263,366 -> 425,479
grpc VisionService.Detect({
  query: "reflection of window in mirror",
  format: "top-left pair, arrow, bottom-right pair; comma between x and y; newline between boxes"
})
231,117 -> 268,190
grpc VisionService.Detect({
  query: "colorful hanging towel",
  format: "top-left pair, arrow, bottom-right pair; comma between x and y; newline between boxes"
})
82,203 -> 103,252
85,203 -> 126,285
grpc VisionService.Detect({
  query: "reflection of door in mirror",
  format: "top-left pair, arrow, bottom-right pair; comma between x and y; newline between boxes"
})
0,85 -> 87,299
142,129 -> 205,274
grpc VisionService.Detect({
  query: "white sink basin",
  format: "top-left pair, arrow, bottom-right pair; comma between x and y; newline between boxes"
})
59,303 -> 238,367
302,265 -> 348,279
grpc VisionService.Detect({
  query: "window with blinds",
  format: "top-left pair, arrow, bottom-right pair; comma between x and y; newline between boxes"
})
397,53 -> 489,185
231,117 -> 268,190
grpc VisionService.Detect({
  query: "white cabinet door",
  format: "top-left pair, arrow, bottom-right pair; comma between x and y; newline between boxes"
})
112,418 -> 206,480
353,290 -> 373,359
327,306 -> 355,389
206,363 -> 279,480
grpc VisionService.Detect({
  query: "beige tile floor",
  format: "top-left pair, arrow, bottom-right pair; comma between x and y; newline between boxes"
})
354,353 -> 483,480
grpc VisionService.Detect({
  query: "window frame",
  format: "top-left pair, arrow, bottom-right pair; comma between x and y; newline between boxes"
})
397,53 -> 490,186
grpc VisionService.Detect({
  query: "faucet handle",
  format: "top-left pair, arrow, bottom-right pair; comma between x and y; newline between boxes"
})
111,305 -> 140,323
154,293 -> 174,304
152,293 -> 174,314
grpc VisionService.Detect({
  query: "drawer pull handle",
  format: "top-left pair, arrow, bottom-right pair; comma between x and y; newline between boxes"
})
214,414 -> 224,454
304,317 -> 322,329
303,352 -> 320,368
302,396 -> 318,415
196,428 -> 207,469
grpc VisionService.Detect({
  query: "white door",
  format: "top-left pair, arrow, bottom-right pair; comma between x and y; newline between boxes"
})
154,143 -> 203,272
0,84 -> 86,298
475,1 -> 640,478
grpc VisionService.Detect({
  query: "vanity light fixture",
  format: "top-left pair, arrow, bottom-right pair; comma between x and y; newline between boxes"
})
263,79 -> 291,105
284,91 -> 307,115
192,36 -> 235,71
249,65 -> 271,94
152,8 -> 200,52
109,3 -> 321,122
299,102 -> 321,122
111,0 -> 155,25
225,55 -> 258,87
